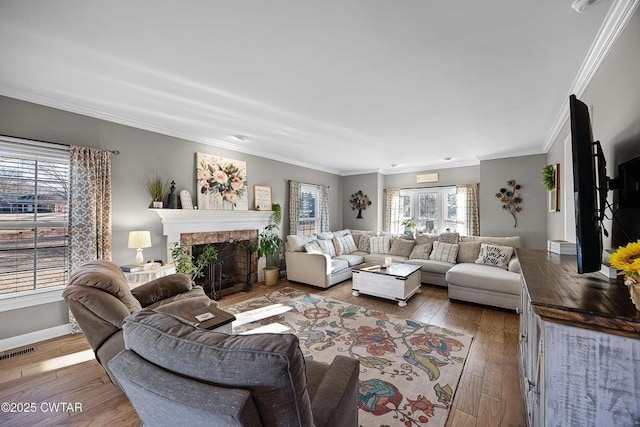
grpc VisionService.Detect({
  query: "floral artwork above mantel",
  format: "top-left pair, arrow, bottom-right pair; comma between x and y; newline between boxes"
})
495,179 -> 522,227
196,153 -> 248,210
350,190 -> 371,219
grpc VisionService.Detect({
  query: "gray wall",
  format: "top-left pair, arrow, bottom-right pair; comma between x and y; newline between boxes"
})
547,10 -> 640,250
383,165 -> 480,189
479,154 -> 548,249
342,173 -> 382,232
0,95 -> 342,340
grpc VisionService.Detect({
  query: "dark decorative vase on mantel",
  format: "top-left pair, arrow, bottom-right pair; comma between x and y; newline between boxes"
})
168,181 -> 178,209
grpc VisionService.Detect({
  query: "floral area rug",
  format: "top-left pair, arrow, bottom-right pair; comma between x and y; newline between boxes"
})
224,287 -> 473,427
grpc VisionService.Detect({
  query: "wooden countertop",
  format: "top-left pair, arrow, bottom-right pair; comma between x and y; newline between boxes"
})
517,248 -> 640,337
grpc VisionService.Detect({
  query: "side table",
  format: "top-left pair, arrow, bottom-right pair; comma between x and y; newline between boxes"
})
188,305 -> 236,334
122,264 -> 177,289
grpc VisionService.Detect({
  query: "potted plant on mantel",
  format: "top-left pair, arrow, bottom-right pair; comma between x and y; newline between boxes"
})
146,173 -> 169,208
255,203 -> 283,286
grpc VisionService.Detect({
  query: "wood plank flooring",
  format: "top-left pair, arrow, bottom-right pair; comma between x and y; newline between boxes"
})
0,280 -> 526,426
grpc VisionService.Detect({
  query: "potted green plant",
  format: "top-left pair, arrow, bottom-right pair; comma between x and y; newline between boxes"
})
255,203 -> 283,286
146,173 -> 169,208
171,243 -> 218,282
401,218 -> 417,235
541,164 -> 556,191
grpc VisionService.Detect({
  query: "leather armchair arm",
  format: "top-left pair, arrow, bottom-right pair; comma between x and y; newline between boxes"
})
311,355 -> 360,427
131,273 -> 193,307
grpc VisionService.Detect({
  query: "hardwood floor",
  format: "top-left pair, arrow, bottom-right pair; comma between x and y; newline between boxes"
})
0,280 -> 526,426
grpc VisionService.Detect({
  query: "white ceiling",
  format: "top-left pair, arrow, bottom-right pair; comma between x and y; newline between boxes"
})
0,0 -> 616,175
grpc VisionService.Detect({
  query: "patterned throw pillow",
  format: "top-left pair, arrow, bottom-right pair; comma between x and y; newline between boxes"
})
389,239 -> 416,258
304,240 -> 323,254
357,234 -> 372,253
315,239 -> 336,257
475,243 -> 514,269
429,241 -> 459,263
333,234 -> 358,256
369,236 -> 392,254
439,232 -> 460,244
409,242 -> 433,259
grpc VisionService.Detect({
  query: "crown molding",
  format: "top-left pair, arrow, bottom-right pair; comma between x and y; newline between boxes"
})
0,86 -> 344,176
542,0 -> 640,153
475,146 -> 546,162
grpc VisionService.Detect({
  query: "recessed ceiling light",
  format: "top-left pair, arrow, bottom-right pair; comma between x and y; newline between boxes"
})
391,164 -> 402,168
232,135 -> 249,142
443,157 -> 452,161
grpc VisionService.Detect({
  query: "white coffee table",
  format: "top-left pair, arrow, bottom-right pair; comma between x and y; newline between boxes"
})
351,262 -> 421,307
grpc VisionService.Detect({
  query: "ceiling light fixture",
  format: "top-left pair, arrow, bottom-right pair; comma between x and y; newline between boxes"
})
232,135 -> 249,142
443,157 -> 452,161
571,0 -> 601,13
391,164 -> 402,168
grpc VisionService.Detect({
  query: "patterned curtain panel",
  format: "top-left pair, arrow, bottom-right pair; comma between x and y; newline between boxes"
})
318,185 -> 330,233
456,183 -> 480,236
383,189 -> 401,234
68,146 -> 113,332
288,180 -> 302,235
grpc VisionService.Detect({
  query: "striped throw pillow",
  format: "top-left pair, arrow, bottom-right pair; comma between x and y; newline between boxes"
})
369,236 -> 392,254
333,234 -> 358,255
429,241 -> 459,263
316,239 -> 336,257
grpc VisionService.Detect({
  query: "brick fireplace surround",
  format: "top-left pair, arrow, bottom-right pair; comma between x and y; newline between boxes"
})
151,209 -> 273,282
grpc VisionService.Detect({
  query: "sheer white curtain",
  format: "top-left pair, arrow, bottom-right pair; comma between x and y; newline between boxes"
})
456,183 -> 479,236
383,189 -> 401,234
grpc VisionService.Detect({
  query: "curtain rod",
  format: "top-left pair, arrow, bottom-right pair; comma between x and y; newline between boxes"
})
0,134 -> 120,155
393,183 -> 478,191
288,179 -> 330,189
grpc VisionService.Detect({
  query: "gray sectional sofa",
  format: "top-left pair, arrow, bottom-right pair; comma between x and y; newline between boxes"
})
284,231 -> 522,310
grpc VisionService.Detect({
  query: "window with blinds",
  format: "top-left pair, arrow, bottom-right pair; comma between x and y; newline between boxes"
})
0,137 -> 70,296
297,184 -> 319,236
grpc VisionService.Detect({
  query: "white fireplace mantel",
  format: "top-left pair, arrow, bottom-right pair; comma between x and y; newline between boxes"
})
150,209 -> 273,267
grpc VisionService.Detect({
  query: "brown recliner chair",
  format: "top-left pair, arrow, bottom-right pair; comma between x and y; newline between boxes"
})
62,260 -> 211,382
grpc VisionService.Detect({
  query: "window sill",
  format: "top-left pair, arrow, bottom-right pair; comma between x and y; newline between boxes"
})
0,287 -> 66,312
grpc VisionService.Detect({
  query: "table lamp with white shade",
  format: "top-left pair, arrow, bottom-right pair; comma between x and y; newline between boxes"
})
128,231 -> 152,265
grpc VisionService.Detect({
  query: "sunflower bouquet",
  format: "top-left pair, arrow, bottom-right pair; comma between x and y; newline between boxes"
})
609,240 -> 640,310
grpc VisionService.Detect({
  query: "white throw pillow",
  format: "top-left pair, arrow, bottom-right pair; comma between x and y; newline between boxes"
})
475,243 -> 514,270
429,241 -> 459,263
316,239 -> 336,257
304,240 -> 323,254
286,235 -> 314,252
315,231 -> 334,240
369,236 -> 392,254
333,234 -> 357,256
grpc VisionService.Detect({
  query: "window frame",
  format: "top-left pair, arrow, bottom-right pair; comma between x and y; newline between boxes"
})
297,184 -> 320,236
399,186 -> 464,234
0,136 -> 70,309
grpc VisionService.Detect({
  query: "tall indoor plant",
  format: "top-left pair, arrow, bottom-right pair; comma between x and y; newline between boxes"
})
256,203 -> 283,286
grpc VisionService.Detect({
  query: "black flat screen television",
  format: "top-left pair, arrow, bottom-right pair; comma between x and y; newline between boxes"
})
570,94 -> 605,274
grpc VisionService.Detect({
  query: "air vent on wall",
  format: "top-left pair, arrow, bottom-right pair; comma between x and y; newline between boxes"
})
417,173 -> 439,184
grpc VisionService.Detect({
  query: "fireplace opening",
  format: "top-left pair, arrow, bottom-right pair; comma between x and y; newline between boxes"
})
192,239 -> 254,300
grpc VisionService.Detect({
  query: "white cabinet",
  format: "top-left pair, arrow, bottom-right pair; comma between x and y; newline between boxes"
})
518,249 -> 640,427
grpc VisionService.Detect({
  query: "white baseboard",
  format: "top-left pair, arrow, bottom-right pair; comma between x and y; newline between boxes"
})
0,323 -> 73,353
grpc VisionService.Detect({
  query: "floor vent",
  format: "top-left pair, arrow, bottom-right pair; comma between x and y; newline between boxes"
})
0,346 -> 35,360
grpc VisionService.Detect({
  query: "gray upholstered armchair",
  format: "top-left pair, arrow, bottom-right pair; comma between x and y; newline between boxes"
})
109,310 -> 360,427
62,260 -> 211,382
